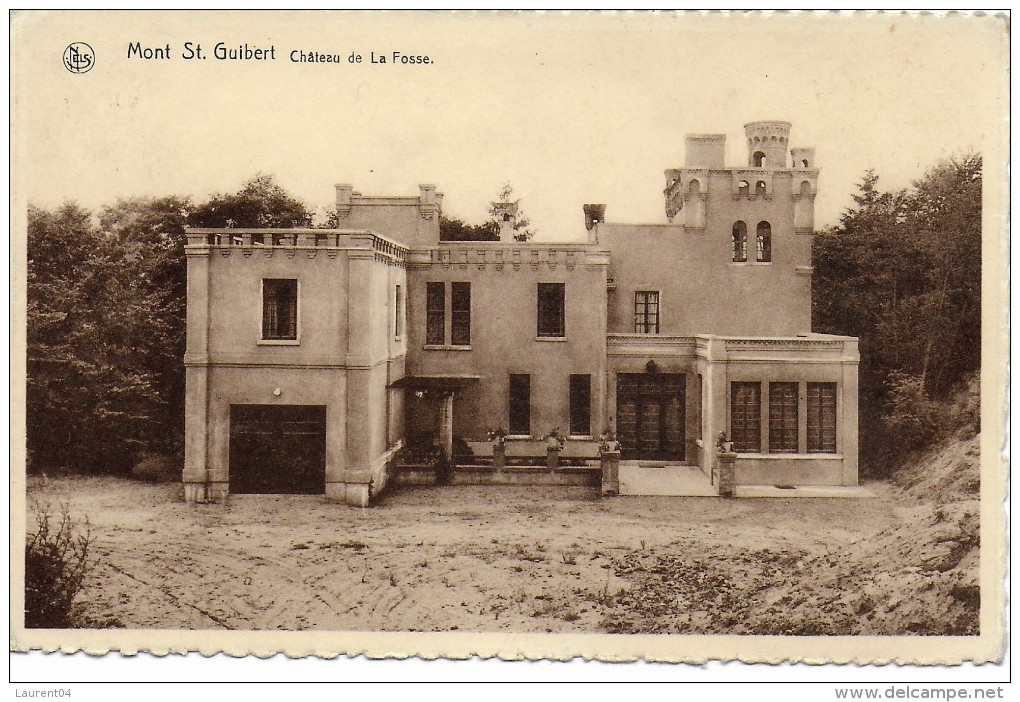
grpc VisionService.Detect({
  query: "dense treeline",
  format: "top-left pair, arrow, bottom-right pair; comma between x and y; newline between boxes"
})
812,154 -> 982,475
26,158 -> 982,476
26,175 -> 311,473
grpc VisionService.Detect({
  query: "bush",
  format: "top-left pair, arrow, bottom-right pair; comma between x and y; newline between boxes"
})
25,503 -> 91,628
884,372 -> 943,455
130,451 -> 180,482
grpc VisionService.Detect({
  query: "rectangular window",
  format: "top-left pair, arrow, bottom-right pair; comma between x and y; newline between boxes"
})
262,279 -> 298,340
769,382 -> 799,453
451,282 -> 471,346
509,374 -> 531,435
807,383 -> 838,453
569,374 -> 592,436
634,291 -> 660,334
394,284 -> 403,338
730,382 -> 761,452
426,282 -> 445,345
537,283 -> 565,337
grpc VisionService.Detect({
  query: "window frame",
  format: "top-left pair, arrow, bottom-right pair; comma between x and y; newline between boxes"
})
509,374 -> 532,436
634,290 -> 661,334
768,382 -> 799,453
732,221 -> 748,263
537,282 -> 566,339
259,278 -> 300,345
756,221 -> 772,263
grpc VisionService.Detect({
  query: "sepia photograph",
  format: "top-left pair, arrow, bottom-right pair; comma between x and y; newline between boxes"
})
9,9 -> 1009,677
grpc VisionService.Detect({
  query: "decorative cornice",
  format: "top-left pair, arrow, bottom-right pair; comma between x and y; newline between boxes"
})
724,338 -> 845,350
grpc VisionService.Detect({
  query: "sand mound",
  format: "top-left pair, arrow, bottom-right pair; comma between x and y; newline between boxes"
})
601,422 -> 982,635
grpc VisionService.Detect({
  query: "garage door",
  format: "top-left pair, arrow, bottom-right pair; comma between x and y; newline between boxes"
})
229,405 -> 326,494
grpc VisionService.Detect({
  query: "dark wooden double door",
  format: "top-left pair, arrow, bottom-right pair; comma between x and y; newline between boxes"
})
229,404 -> 327,494
616,374 -> 685,461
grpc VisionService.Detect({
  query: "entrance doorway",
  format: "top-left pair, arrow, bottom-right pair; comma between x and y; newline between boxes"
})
229,404 -> 326,494
616,373 -> 685,461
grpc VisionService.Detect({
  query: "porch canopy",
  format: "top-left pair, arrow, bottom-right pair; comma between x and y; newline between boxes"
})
388,374 -> 480,392
388,375 -> 480,459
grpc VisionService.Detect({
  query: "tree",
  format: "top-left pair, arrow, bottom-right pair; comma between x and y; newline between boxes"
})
98,196 -> 193,452
190,174 -> 312,228
812,155 -> 982,474
27,203 -> 171,473
26,176 -> 325,474
438,216 -> 498,242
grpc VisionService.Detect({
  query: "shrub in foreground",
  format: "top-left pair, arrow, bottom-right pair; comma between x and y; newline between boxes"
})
25,504 -> 91,628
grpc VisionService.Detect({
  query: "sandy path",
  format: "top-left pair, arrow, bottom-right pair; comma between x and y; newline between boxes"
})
26,477 -> 906,633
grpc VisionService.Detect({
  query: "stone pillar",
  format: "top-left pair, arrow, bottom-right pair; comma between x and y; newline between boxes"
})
183,366 -> 210,503
438,392 -> 454,461
546,446 -> 560,472
717,451 -> 737,497
600,450 -> 620,496
841,338 -> 861,486
493,442 -> 506,471
183,243 -> 211,503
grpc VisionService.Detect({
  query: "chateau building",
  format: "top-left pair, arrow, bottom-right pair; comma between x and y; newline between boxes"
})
183,120 -> 859,505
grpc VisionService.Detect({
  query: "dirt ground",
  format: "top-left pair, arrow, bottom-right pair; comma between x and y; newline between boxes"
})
23,450 -> 980,635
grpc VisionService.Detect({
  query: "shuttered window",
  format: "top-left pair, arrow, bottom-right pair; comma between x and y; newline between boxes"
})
807,383 -> 838,453
768,382 -> 799,453
569,374 -> 591,436
394,285 -> 403,338
509,374 -> 531,435
537,283 -> 565,337
426,282 -> 445,345
451,282 -> 471,346
730,382 -> 761,452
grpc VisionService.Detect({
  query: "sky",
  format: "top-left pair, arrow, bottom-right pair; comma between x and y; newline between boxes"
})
13,11 -> 1008,242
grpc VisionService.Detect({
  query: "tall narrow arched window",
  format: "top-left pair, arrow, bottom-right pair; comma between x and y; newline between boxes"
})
737,180 -> 750,198
756,221 -> 772,262
755,180 -> 768,199
753,151 -> 766,167
732,221 -> 747,263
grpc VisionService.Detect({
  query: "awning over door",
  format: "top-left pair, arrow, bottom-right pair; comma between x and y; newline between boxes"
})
388,375 -> 480,392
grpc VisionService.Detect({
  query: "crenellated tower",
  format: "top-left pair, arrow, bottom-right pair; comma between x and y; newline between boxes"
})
663,120 -> 818,236
744,120 -> 791,168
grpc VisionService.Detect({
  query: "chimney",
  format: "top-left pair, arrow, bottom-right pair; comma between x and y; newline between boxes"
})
492,201 -> 518,242
334,183 -> 353,221
583,204 -> 606,231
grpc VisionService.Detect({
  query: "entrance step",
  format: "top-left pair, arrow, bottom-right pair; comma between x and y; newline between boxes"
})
618,461 -> 717,497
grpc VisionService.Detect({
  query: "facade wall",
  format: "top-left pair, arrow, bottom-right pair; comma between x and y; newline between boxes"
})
406,244 -> 609,441
333,184 -> 443,249
599,171 -> 813,337
183,119 -> 861,500
184,229 -> 407,505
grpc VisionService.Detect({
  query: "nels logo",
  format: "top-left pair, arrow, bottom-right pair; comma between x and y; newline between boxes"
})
63,42 -> 95,74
